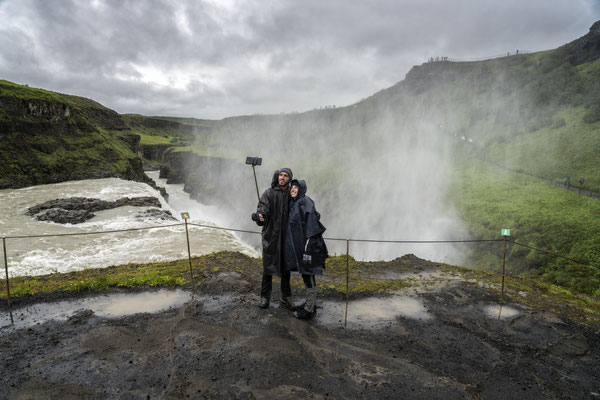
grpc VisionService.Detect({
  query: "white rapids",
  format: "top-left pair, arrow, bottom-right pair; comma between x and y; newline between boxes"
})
0,171 -> 258,277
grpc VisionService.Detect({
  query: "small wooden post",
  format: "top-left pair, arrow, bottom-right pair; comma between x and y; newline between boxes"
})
501,236 -> 507,303
3,237 -> 13,323
184,219 -> 195,289
344,239 -> 349,329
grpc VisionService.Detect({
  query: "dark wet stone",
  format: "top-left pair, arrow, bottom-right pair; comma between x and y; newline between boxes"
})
549,333 -> 590,357
135,209 -> 176,221
36,209 -> 93,224
67,309 -> 94,325
26,196 -> 163,224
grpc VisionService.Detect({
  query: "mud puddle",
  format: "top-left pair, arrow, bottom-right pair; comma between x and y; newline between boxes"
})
316,293 -> 432,329
0,289 -> 191,332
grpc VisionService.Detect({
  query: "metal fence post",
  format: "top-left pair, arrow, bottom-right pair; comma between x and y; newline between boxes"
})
501,236 -> 507,303
344,239 -> 349,329
184,220 -> 195,289
3,237 -> 13,322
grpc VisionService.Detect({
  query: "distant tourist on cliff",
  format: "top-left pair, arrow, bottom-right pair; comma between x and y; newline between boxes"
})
283,179 -> 328,320
252,168 -> 295,311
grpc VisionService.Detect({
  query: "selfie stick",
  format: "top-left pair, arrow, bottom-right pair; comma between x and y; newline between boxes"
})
245,156 -> 262,201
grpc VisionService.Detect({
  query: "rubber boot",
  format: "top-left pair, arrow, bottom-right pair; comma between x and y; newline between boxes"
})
280,297 -> 296,311
258,297 -> 270,309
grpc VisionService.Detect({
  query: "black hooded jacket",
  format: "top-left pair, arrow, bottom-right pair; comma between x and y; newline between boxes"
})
255,170 -> 290,276
284,179 -> 328,275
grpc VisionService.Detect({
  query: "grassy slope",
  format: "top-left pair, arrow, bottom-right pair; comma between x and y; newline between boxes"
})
121,114 -> 215,146
381,47 -> 599,197
0,80 -> 144,188
451,145 -> 600,295
451,49 -> 600,295
479,55 -> 600,193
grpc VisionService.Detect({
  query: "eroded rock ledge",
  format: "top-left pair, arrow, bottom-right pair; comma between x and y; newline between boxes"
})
25,196 -> 171,224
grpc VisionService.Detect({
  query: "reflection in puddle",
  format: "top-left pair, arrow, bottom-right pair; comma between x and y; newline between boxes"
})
485,304 -> 520,319
317,295 -> 432,330
0,289 -> 191,332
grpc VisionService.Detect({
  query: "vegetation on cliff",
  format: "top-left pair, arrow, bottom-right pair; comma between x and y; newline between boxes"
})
0,80 -> 145,189
121,114 -> 215,146
0,81 -> 216,189
451,146 -> 600,296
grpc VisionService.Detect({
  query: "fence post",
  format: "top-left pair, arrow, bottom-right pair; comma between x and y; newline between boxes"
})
3,237 -> 13,322
184,220 -> 195,289
344,239 -> 349,329
501,236 -> 507,303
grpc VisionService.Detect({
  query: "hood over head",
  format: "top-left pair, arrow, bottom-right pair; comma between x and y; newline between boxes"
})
290,179 -> 307,199
270,170 -> 279,189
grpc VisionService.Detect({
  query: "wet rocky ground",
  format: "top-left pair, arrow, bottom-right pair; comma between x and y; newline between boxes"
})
1,255 -> 599,399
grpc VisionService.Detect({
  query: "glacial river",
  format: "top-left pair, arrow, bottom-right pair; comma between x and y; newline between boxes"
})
0,171 -> 258,277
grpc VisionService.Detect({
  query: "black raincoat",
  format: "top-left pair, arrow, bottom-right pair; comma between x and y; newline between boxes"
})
255,171 -> 289,276
284,180 -> 328,275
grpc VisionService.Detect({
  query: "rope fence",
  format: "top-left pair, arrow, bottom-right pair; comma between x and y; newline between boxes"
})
2,220 -> 598,328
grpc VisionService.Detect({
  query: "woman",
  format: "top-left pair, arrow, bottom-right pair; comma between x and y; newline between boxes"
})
284,179 -> 328,320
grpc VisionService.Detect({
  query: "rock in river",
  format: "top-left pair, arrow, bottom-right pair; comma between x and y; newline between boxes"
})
26,196 -> 163,224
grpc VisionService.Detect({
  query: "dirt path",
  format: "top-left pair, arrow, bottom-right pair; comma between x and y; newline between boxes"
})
1,255 -> 598,399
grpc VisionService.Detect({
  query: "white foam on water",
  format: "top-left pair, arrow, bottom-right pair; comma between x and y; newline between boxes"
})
147,170 -> 260,254
0,175 -> 258,277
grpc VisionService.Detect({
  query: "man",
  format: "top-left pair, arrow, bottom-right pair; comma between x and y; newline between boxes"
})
253,168 -> 295,310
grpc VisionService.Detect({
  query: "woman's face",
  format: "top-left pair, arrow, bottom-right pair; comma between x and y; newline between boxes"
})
290,185 -> 298,198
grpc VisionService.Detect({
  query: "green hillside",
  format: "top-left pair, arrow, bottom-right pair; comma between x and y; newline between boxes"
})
122,114 -> 215,146
0,81 -> 211,188
0,80 -> 148,188
451,145 -> 600,296
367,21 -> 600,191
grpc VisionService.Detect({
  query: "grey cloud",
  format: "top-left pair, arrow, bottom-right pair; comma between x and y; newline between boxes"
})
0,0 -> 598,118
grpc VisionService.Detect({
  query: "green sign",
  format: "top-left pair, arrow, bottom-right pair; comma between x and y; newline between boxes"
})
501,229 -> 510,236
181,212 -> 190,219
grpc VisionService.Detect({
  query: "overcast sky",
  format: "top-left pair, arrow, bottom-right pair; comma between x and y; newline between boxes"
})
0,0 -> 598,119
